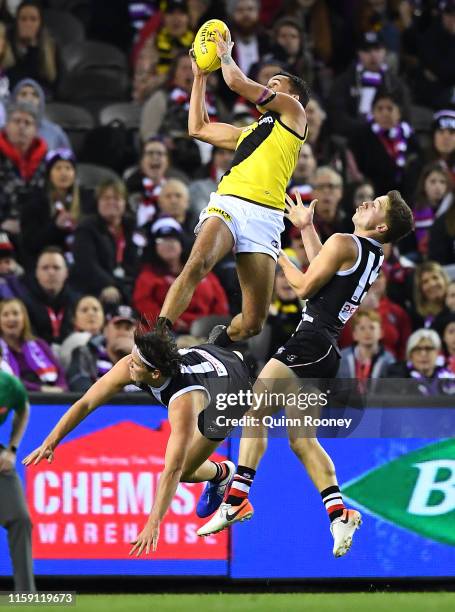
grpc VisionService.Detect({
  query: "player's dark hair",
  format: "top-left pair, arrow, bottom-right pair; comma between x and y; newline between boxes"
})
274,71 -> 310,107
382,190 -> 414,243
134,324 -> 182,377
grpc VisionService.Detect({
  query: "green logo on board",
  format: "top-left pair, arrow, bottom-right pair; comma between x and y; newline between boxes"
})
342,439 -> 455,546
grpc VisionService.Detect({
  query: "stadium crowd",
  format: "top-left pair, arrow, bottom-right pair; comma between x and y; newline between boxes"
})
0,0 -> 453,392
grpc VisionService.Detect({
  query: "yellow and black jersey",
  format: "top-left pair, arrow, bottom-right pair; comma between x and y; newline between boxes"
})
217,111 -> 307,211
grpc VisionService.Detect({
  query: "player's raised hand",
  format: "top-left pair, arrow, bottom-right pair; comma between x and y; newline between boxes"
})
214,28 -> 233,60
129,519 -> 160,556
189,46 -> 206,78
22,443 -> 55,466
284,192 -> 317,230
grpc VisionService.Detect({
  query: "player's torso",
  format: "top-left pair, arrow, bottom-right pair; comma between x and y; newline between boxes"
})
299,235 -> 385,339
139,345 -> 247,408
217,111 -> 306,211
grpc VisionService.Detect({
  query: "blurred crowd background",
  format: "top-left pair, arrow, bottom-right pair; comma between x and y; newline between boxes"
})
0,0 -> 453,393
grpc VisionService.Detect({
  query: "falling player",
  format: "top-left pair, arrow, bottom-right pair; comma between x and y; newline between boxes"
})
23,328 -> 252,555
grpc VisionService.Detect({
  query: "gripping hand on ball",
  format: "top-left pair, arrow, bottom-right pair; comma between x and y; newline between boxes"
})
189,46 -> 207,78
214,28 -> 233,63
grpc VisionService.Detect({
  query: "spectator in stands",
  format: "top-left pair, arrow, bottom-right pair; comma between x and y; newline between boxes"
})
312,166 -> 344,242
413,0 -> 455,109
67,304 -> 136,392
278,0 -> 351,74
384,329 -> 455,395
0,22 -> 15,127
20,149 -> 94,266
267,256 -> 302,358
381,241 -> 415,311
428,197 -> 455,265
0,232 -> 26,301
0,297 -> 67,392
355,0 -> 401,59
152,0 -> 194,75
305,96 -> 361,184
189,147 -> 234,215
287,142 -> 317,202
133,217 -> 228,332
338,310 -> 395,387
406,162 -> 454,260
11,79 -> 70,150
58,295 -> 105,370
339,270 -> 412,361
226,0 -> 271,84
270,18 -> 313,86
140,51 -> 217,141
156,178 -> 196,238
328,30 -> 411,139
71,179 -> 139,305
22,246 -> 78,345
0,101 -> 47,235
340,179 -> 374,231
6,0 -> 57,94
438,312 -> 455,373
411,261 -> 450,329
349,88 -> 420,197
125,137 -> 170,228
427,109 -> 455,183
287,230 -> 309,269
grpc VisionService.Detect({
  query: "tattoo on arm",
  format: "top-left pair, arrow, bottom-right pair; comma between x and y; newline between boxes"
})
221,53 -> 232,65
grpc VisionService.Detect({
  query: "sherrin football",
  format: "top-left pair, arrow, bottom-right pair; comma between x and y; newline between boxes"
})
193,19 -> 230,73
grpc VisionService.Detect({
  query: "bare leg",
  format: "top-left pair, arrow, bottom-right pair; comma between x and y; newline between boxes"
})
227,252 -> 276,341
180,428 -> 221,483
237,358 -> 295,470
288,437 -> 338,491
160,217 -> 234,324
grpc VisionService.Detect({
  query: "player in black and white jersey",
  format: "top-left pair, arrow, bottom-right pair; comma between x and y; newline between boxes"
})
197,189 -> 414,557
23,328 -> 251,555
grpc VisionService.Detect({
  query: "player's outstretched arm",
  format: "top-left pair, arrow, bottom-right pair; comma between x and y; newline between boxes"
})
214,30 -> 306,134
129,392 -> 201,555
284,234 -> 358,299
188,50 -> 242,150
22,357 -> 132,466
285,193 -> 322,262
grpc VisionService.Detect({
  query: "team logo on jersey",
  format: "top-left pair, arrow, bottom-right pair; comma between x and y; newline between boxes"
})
339,301 -> 359,323
271,240 -> 279,249
342,439 -> 455,546
286,354 -> 297,362
207,207 -> 232,222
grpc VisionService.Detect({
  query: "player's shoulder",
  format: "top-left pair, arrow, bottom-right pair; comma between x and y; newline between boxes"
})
325,233 -> 358,249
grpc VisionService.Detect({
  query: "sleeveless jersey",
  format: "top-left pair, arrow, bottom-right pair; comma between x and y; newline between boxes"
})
217,111 -> 307,211
138,344 -> 250,409
297,235 -> 384,342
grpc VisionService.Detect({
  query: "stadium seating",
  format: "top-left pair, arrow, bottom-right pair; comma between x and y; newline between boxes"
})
45,103 -> 95,156
190,315 -> 232,339
58,41 -> 130,102
99,103 -> 141,131
43,9 -> 85,47
76,163 -> 120,190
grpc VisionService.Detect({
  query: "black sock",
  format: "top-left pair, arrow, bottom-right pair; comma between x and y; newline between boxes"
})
321,485 -> 346,522
226,465 -> 256,505
209,461 -> 229,484
213,328 -> 233,348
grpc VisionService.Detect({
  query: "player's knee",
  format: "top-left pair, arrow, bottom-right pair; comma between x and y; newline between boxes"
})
289,437 -> 311,460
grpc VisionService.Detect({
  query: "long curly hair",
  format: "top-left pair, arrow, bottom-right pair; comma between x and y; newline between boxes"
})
134,323 -> 182,377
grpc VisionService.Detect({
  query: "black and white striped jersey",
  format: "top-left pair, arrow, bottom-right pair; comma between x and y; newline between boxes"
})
138,344 -> 250,409
297,234 -> 384,342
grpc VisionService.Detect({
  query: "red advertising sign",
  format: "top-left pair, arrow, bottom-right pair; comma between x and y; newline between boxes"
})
26,421 -> 228,559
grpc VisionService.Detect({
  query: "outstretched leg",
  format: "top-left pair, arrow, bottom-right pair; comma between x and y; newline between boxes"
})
159,217 -> 233,325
